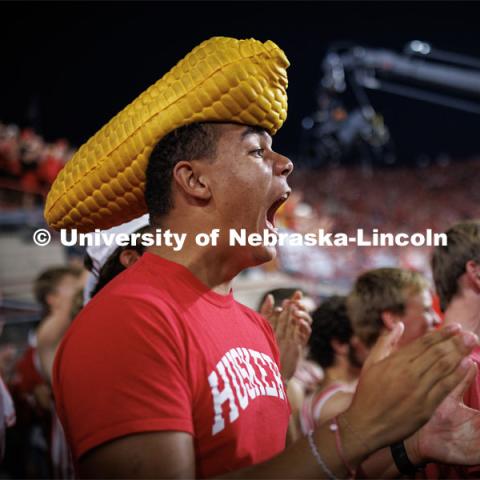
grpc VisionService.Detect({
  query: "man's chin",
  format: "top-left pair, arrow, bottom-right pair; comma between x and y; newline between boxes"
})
251,244 -> 277,266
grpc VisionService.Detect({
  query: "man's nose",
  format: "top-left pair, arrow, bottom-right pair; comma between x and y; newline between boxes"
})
274,152 -> 294,177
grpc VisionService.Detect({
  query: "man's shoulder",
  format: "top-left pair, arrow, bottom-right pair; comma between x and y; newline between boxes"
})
69,260 -> 181,340
90,254 -> 176,308
234,300 -> 268,322
233,300 -> 276,338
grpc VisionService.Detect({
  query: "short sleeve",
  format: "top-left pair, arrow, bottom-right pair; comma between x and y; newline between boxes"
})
54,294 -> 193,459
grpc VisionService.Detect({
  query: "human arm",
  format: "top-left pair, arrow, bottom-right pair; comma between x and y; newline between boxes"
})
355,328 -> 480,478
358,363 -> 480,478
79,431 -> 195,479
36,292 -> 76,384
405,361 -> 480,466
285,378 -> 305,444
77,324 -> 477,479
77,416 -> 365,480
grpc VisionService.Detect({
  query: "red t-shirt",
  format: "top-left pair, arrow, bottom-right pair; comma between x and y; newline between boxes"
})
53,253 -> 290,477
425,347 -> 480,479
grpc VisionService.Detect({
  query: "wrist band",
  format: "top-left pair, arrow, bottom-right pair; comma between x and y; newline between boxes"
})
307,430 -> 337,480
330,416 -> 356,479
390,441 -> 425,476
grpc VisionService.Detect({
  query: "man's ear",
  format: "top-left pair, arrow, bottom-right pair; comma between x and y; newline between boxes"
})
465,260 -> 480,291
119,249 -> 142,269
381,310 -> 399,331
172,161 -> 212,202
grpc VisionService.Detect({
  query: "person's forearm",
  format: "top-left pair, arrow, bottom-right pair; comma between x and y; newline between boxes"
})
358,446 -> 400,479
37,345 -> 57,384
37,307 -> 72,354
358,431 -> 429,479
37,309 -> 72,383
217,415 -> 369,479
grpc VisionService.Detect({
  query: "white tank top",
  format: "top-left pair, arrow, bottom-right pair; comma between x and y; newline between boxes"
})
300,383 -> 354,434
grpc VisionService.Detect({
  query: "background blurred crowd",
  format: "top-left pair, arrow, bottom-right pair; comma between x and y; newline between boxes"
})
0,122 -> 74,204
3,119 -> 480,286
270,159 -> 480,285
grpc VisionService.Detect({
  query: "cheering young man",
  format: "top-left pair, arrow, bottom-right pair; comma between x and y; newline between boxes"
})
46,37 -> 479,478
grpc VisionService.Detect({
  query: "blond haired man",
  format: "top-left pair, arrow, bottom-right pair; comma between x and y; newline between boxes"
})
348,268 -> 440,352
298,267 -> 476,478
427,220 -> 480,478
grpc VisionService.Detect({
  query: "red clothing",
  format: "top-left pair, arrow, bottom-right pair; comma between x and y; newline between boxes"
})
37,156 -> 63,185
53,253 -> 289,477
425,347 -> 480,479
11,346 -> 45,397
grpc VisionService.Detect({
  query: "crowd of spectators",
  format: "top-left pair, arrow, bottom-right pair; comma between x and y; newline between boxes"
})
2,120 -> 480,289
270,158 -> 480,286
0,122 -> 73,201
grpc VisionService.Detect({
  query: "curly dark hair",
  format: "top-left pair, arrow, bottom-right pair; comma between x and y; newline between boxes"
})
145,122 -> 220,224
308,295 -> 353,369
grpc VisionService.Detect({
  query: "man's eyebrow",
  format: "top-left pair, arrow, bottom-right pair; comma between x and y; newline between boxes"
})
241,126 -> 270,140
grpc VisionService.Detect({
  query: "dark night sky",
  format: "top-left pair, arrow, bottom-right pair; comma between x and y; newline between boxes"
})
2,1 -> 480,165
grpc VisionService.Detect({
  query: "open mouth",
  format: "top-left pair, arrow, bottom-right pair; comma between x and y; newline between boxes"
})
266,192 -> 290,231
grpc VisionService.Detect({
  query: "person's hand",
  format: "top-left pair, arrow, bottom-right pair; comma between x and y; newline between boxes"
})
362,321 -> 405,370
405,361 -> 480,465
259,291 -> 312,380
339,324 -> 478,461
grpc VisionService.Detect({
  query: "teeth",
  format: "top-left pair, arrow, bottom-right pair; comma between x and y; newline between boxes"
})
279,191 -> 290,201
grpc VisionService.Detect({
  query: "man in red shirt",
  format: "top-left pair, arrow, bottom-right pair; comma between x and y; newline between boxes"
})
49,37 -> 480,479
427,220 -> 480,478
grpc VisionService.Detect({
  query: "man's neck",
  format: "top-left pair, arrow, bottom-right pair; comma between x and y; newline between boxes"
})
444,289 -> 480,336
147,239 -> 241,296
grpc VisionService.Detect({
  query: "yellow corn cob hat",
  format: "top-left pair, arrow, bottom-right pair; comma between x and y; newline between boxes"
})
44,36 -> 290,232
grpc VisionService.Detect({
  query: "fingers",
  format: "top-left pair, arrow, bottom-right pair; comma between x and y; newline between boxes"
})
283,302 -> 296,339
259,294 -> 275,319
363,321 -> 405,369
291,308 -> 312,326
405,323 -> 463,363
270,301 -> 291,339
290,290 -> 303,303
450,360 -> 478,402
270,307 -> 283,333
269,291 -> 312,344
295,319 -> 311,346
412,330 -> 478,380
425,357 -> 476,416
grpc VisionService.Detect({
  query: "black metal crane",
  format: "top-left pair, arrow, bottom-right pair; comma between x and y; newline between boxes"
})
301,41 -> 480,168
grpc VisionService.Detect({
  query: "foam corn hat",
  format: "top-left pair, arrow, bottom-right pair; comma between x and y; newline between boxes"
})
44,36 -> 290,233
